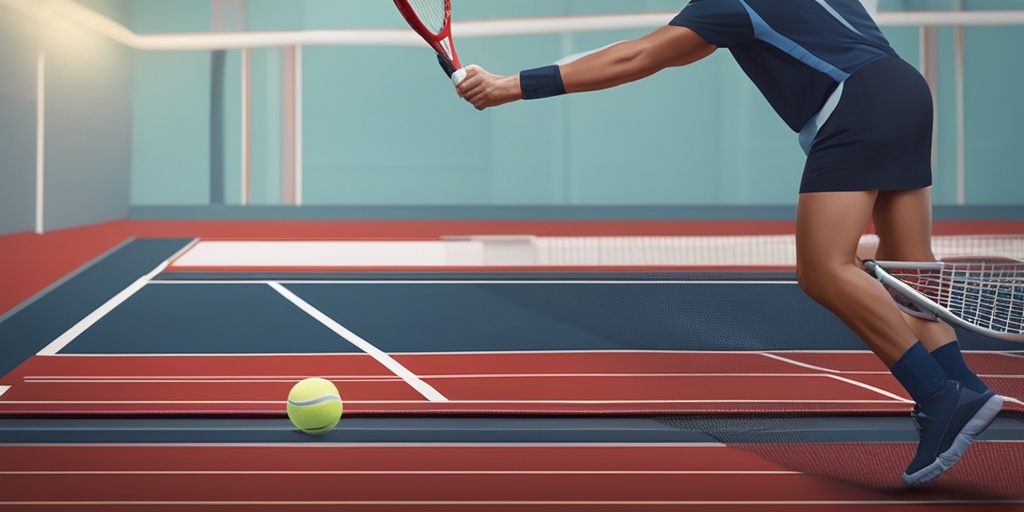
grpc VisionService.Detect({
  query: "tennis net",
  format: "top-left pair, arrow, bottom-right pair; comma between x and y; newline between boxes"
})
458,234 -> 1024,267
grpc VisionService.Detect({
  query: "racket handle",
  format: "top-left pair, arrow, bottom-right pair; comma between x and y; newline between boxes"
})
452,68 -> 467,87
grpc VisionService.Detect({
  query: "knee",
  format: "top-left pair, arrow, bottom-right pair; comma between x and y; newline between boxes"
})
796,262 -> 831,305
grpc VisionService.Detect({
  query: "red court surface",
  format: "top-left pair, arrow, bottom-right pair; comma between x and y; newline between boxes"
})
3,443 -> 1023,511
1,351 -> 1020,416
0,351 -> 915,415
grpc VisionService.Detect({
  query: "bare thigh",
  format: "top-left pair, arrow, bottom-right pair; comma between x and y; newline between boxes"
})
796,191 -> 918,366
872,187 -> 957,348
872,187 -> 937,261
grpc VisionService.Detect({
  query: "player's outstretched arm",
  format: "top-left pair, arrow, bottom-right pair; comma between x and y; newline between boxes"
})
455,25 -> 714,110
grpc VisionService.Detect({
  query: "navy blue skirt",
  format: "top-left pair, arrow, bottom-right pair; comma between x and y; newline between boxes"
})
801,56 -> 934,193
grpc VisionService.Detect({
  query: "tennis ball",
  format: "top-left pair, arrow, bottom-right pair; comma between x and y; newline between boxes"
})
287,377 -> 343,435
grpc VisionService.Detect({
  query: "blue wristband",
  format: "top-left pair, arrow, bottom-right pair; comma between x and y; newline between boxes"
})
520,65 -> 566,100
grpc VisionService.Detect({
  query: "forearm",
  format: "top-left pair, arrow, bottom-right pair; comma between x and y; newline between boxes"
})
517,41 -> 652,100
559,40 -> 658,93
518,26 -> 713,99
456,26 -> 712,110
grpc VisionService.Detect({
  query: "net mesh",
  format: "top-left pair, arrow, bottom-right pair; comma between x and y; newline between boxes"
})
461,234 -> 1024,267
532,235 -> 1024,267
406,0 -> 448,35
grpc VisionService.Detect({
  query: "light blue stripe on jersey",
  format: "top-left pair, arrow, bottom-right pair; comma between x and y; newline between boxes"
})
738,0 -> 850,83
797,1 -> 867,154
814,0 -> 865,37
799,80 -> 845,155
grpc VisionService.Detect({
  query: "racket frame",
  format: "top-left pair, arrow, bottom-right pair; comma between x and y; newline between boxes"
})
864,259 -> 1024,342
393,0 -> 464,82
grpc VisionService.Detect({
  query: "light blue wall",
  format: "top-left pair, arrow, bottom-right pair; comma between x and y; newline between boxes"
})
962,24 -> 1024,204
123,0 -> 1024,211
47,1 -> 1024,214
128,0 -> 212,205
0,2 -> 132,236
0,7 -> 38,235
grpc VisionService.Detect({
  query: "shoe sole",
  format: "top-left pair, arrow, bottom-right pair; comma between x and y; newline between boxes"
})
902,393 -> 1004,488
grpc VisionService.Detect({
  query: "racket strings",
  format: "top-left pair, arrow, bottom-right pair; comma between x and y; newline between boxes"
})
889,262 -> 1024,335
407,0 -> 448,35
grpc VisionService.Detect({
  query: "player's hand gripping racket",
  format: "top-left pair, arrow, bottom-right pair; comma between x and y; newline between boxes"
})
864,258 -> 1024,342
393,0 -> 466,86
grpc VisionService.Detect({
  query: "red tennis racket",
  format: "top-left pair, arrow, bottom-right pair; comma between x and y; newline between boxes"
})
393,0 -> 466,85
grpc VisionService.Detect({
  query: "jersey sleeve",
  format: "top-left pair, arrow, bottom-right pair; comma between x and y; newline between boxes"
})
669,0 -> 754,48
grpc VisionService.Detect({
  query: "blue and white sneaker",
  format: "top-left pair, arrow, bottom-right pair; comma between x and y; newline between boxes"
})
902,381 -> 1004,488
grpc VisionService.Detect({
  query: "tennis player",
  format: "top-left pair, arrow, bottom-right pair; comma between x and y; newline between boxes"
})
454,0 -> 1003,488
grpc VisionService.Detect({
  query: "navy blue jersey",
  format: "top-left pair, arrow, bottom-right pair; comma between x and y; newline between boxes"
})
671,0 -> 896,135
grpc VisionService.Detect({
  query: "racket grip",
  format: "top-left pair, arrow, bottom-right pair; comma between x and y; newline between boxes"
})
452,68 -> 467,87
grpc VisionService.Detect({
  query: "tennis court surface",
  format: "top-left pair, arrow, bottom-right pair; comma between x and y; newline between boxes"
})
2,221 -> 1023,510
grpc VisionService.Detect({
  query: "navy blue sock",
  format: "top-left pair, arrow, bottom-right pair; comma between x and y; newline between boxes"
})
931,341 -> 989,394
890,342 -> 948,404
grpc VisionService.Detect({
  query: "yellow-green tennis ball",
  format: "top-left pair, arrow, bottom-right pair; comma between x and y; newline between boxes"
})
287,378 -> 343,435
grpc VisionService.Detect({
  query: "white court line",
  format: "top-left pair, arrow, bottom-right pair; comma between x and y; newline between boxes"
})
0,470 -> 798,476
0,399 -> 904,405
822,374 -> 912,403
7,441 -> 1023,449
151,279 -> 799,285
38,349 -> 880,356
761,353 -> 912,403
760,353 -> 841,373
34,51 -> 45,234
2,500 -> 1021,507
22,378 -> 404,383
36,240 -> 199,356
391,349 -> 877,355
24,374 -> 398,380
0,442 -> 728,448
20,373 -> 888,383
268,282 -> 447,402
0,386 -> 9,397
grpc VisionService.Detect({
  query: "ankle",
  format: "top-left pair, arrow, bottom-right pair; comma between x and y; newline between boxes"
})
930,341 -> 990,394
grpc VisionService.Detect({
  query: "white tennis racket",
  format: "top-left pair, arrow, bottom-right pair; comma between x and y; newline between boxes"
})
864,258 -> 1024,342
393,0 -> 467,86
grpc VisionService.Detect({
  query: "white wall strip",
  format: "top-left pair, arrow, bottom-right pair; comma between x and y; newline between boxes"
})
876,10 -> 1024,27
281,46 -> 298,206
954,25 -> 967,206
35,51 -> 45,235
294,45 -> 303,206
241,47 -> 251,206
